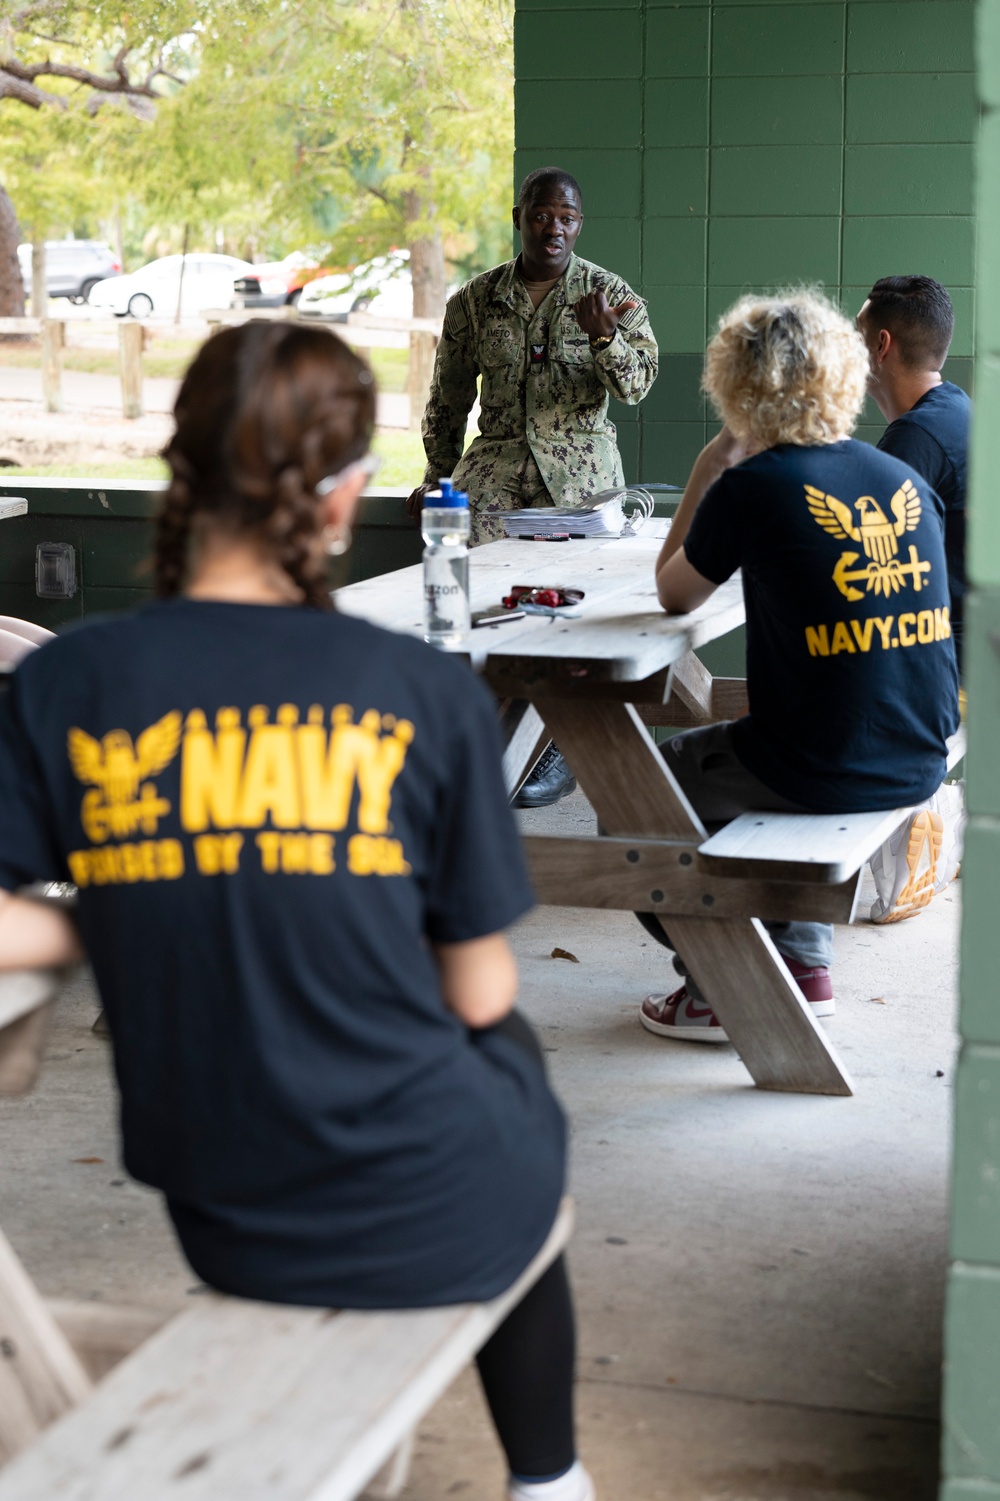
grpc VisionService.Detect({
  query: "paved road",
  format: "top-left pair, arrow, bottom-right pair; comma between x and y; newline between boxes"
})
0,366 -> 410,428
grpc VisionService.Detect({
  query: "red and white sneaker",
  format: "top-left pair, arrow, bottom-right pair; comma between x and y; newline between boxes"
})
640,962 -> 835,1044
640,987 -> 729,1042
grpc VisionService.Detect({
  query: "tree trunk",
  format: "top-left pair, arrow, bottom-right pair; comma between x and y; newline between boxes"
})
404,186 -> 446,432
30,235 -> 46,319
175,223 -> 190,327
0,185 -> 26,318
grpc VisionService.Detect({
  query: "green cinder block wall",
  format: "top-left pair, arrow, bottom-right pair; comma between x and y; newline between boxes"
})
514,0 -> 977,487
942,2 -> 1000,1492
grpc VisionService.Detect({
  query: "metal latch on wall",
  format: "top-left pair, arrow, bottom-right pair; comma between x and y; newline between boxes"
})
35,543 -> 77,599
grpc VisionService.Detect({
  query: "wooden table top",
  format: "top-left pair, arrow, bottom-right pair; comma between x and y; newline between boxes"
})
336,533 -> 744,687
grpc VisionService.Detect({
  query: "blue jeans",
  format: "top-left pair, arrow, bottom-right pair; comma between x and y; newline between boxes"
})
636,721 -> 835,997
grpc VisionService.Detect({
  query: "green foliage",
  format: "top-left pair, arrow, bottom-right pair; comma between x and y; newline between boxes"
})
0,1 -> 514,294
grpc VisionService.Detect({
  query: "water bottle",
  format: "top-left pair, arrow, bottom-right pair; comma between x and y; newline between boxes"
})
422,478 -> 470,647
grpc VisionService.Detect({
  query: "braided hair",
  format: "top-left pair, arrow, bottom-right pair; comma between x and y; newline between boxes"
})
156,322 -> 377,609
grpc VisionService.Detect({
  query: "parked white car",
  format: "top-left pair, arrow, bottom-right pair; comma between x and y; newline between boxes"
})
88,253 -> 255,318
296,253 -> 412,320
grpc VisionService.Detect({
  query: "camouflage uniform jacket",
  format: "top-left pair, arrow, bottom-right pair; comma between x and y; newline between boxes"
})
421,254 -> 658,517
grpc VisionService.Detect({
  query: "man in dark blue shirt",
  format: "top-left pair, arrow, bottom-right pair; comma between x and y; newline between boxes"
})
857,276 -> 970,669
638,290 -> 959,1043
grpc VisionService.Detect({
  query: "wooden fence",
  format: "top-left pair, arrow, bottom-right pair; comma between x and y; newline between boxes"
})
0,317 -> 147,421
0,309 -> 441,428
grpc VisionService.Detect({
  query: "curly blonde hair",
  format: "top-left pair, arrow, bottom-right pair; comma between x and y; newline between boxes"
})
703,289 -> 868,449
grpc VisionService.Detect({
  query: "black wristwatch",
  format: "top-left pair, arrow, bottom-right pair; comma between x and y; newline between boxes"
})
589,333 -> 615,352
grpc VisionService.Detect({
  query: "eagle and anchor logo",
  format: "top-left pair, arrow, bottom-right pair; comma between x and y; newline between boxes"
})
805,479 -> 931,602
68,711 -> 181,844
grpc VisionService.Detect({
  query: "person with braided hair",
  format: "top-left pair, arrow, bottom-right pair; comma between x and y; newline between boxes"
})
0,323 -> 594,1501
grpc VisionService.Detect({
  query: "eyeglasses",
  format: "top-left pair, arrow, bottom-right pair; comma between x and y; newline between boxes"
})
316,453 -> 383,496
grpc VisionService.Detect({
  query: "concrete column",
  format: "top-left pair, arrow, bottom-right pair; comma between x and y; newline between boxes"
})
941,4 -> 1000,1493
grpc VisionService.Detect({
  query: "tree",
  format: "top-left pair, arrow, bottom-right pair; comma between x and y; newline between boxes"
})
0,102 -> 99,311
282,0 -> 514,316
0,2 -> 211,315
169,0 -> 514,413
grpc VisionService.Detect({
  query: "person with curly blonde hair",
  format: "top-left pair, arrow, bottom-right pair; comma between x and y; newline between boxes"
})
638,289 -> 959,1044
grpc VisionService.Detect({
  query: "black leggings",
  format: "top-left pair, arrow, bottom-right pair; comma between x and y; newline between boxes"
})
473,1011 -> 577,1481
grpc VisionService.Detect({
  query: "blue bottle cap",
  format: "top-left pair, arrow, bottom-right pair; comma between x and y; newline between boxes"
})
434,483 -> 467,508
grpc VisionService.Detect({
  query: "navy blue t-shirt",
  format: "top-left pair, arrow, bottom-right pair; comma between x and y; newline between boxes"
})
684,439 -> 960,812
0,601 -> 565,1308
877,381 -> 970,663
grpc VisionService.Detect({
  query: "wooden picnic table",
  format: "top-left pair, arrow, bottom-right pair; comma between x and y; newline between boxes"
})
337,532 -> 854,1098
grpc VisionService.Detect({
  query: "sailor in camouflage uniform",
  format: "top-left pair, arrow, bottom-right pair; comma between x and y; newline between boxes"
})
408,168 -> 658,545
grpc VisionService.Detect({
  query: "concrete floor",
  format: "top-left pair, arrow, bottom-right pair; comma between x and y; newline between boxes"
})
0,786 -> 959,1499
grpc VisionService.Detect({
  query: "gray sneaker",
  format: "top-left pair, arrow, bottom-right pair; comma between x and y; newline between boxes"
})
869,784 -> 965,923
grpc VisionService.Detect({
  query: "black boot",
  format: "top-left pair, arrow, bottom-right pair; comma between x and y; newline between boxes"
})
514,743 -> 577,809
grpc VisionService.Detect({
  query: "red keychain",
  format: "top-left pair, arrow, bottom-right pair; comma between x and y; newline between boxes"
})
501,585 -> 585,610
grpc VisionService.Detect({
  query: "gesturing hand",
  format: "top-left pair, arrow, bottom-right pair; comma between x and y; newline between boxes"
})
573,290 -> 639,341
405,483 -> 436,518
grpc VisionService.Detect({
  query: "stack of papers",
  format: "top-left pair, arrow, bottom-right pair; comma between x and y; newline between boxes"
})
503,490 -> 630,539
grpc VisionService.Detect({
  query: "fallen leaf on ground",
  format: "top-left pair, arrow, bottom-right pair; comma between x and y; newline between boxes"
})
550,947 -> 579,963
72,1156 -> 104,1164
870,996 -> 887,1005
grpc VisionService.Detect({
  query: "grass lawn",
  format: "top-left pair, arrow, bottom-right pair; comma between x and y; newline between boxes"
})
0,337 -> 411,389
0,458 -> 169,480
0,335 -> 202,382
0,428 -> 428,487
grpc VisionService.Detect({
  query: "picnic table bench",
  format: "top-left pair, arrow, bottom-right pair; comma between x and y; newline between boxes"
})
339,530 -> 963,1100
0,970 -> 573,1499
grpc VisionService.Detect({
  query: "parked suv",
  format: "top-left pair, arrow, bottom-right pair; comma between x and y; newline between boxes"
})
17,240 -> 121,304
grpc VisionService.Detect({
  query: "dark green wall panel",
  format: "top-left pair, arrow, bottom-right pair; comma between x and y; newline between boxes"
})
514,0 -> 976,500
712,4 -> 845,77
842,215 -> 975,287
639,419 -> 707,482
642,352 -> 705,423
709,218 -> 841,284
517,81 -> 641,145
846,72 -> 976,143
845,144 -> 975,215
645,7 -> 710,76
645,78 -> 709,147
0,484 -> 424,628
710,145 -> 843,216
514,9 -> 641,77
643,149 -> 708,216
643,218 -> 707,285
847,1 -> 974,73
644,285 -> 707,354
711,75 -> 844,146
